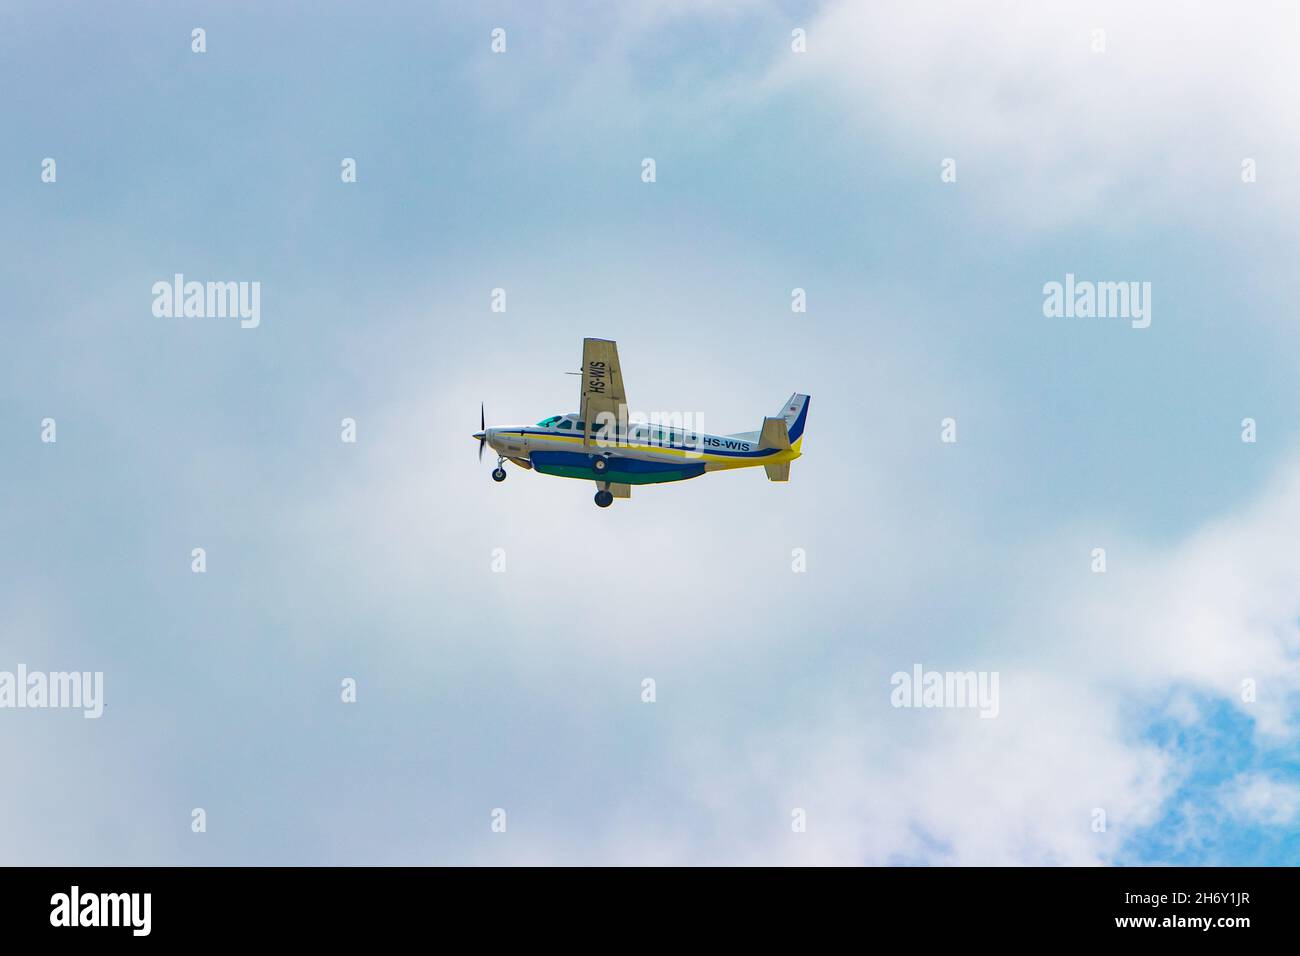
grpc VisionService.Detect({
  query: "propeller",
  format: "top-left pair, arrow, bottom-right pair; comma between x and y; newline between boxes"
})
476,403 -> 486,461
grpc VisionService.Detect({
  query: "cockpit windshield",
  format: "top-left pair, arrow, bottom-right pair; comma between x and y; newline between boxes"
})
535,415 -> 564,427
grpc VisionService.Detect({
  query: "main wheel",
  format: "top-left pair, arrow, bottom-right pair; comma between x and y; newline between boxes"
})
594,490 -> 614,508
592,456 -> 609,474
491,467 -> 507,482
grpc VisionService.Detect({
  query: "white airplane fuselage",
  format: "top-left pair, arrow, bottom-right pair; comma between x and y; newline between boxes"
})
482,397 -> 808,486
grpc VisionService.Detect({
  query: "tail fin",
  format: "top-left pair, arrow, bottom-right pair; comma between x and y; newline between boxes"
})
777,394 -> 810,448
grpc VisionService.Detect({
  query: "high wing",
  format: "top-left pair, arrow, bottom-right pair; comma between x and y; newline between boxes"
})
578,338 -> 628,445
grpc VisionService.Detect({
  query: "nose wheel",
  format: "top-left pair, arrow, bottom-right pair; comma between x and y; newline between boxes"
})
594,490 -> 614,508
491,456 -> 507,483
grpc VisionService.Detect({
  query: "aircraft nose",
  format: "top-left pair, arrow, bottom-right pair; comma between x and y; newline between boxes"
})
473,431 -> 486,441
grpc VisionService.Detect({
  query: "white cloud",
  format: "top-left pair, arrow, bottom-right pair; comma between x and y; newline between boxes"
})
1217,772 -> 1300,827
726,461 -> 1300,863
771,0 -> 1300,229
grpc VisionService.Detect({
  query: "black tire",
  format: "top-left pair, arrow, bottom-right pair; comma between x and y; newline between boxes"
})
491,467 -> 507,482
594,490 -> 614,508
592,456 -> 609,474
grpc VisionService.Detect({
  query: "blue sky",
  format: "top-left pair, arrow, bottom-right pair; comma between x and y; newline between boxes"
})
2,0 -> 1298,864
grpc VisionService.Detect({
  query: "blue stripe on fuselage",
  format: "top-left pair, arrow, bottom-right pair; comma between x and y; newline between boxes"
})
513,429 -> 781,458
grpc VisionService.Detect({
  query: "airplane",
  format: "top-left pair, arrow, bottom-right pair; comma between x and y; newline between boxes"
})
474,337 -> 810,508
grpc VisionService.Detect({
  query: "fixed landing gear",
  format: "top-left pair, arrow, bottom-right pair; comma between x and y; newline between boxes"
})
592,456 -> 609,474
492,457 -> 507,482
594,490 -> 614,508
